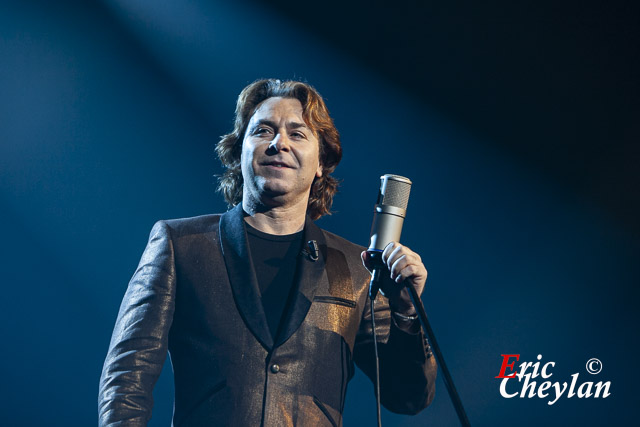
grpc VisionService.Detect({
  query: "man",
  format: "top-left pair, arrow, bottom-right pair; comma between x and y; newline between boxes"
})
99,79 -> 436,426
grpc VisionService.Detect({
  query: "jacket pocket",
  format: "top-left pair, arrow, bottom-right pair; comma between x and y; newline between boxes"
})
313,295 -> 356,308
313,396 -> 338,427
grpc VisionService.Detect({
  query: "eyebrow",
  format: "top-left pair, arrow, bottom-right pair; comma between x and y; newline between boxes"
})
288,122 -> 308,130
252,119 -> 310,130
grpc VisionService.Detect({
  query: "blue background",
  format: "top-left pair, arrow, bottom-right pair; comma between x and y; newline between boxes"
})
1,0 -> 638,425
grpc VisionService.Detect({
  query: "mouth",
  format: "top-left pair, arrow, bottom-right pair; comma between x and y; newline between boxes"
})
263,161 -> 293,168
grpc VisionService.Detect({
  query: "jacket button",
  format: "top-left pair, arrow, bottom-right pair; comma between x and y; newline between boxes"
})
270,364 -> 280,373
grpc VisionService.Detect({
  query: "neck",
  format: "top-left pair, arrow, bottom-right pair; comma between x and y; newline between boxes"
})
242,195 -> 309,235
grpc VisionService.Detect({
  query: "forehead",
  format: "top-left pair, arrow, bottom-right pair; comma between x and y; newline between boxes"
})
249,97 -> 305,124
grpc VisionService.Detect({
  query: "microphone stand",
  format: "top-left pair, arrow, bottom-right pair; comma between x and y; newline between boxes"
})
405,284 -> 471,427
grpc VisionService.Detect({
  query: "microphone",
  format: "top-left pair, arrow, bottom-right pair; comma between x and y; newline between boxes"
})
367,174 -> 412,298
301,240 -> 319,262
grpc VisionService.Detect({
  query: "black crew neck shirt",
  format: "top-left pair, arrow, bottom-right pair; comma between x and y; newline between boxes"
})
245,222 -> 304,338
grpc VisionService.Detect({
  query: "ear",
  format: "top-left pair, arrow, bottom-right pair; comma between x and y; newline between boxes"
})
315,162 -> 323,178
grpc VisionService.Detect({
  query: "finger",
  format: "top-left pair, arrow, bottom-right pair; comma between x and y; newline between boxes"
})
394,265 -> 416,283
388,248 -> 420,275
381,242 -> 396,265
390,254 -> 409,280
383,242 -> 408,270
395,264 -> 420,284
361,251 -> 373,272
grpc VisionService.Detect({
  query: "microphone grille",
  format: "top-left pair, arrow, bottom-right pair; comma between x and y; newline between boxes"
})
379,174 -> 412,210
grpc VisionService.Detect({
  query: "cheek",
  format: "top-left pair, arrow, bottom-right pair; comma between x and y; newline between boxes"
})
241,138 -> 258,161
308,141 -> 321,171
314,148 -> 322,177
240,142 -> 256,176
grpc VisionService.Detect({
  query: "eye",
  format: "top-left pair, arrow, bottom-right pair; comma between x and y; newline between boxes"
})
290,131 -> 306,139
253,126 -> 272,136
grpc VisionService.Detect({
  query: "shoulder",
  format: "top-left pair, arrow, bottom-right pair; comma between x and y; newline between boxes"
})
321,228 -> 366,254
318,228 -> 371,293
319,228 -> 370,279
152,213 -> 224,239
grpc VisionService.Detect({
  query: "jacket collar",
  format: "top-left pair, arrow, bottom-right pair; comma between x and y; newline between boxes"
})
219,203 -> 327,350
276,212 -> 326,347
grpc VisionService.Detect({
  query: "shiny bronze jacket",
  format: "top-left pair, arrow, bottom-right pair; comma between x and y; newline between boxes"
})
99,204 -> 436,426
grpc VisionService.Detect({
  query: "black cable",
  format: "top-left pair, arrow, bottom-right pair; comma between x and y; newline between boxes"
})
370,281 -> 382,427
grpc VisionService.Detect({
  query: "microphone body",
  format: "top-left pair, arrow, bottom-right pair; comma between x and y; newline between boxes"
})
367,174 -> 412,298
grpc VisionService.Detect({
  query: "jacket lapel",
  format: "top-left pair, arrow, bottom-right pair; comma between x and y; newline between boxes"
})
219,204 -> 274,350
275,218 -> 327,347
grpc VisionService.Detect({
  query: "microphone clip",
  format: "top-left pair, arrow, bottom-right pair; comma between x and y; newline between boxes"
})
366,250 -> 385,299
301,240 -> 319,262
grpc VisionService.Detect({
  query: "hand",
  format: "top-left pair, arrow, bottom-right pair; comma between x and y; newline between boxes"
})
361,242 -> 428,314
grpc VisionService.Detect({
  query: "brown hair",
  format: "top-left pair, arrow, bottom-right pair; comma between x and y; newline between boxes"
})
216,79 -> 342,220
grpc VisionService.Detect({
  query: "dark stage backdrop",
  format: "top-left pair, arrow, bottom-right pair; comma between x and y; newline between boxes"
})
1,1 -> 638,425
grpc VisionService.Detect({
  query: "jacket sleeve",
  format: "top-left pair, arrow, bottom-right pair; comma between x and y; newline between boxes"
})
353,293 -> 437,415
99,221 -> 177,426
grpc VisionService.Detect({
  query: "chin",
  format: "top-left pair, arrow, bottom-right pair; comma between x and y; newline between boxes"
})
252,184 -> 287,201
251,176 -> 313,203
259,180 -> 290,195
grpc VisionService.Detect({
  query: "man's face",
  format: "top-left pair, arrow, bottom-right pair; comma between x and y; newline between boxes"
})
241,97 -> 322,207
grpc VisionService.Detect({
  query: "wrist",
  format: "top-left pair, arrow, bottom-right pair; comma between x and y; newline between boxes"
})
391,310 -> 421,334
389,300 -> 416,316
387,286 -> 417,313
392,311 -> 418,321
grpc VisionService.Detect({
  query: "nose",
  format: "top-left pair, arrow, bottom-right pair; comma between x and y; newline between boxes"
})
268,132 -> 291,152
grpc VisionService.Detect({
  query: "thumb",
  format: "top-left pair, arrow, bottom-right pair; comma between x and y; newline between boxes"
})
361,251 -> 372,272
